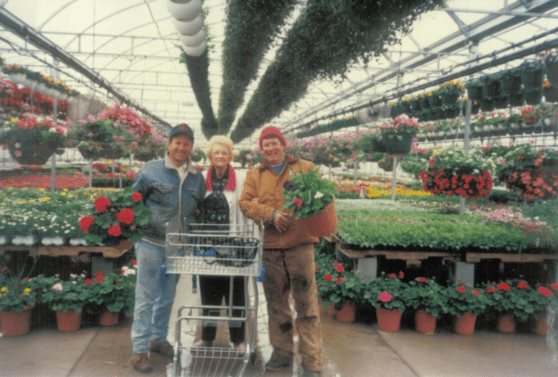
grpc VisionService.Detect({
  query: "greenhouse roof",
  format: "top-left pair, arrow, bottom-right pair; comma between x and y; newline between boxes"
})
1,0 -> 557,146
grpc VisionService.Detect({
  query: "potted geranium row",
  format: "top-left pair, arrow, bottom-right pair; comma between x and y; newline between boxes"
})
364,272 -> 409,332
282,167 -> 338,238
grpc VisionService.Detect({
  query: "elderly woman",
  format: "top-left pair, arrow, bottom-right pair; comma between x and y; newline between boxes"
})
194,135 -> 248,352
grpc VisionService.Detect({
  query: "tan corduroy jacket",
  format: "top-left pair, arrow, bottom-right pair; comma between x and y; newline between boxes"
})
238,155 -> 319,250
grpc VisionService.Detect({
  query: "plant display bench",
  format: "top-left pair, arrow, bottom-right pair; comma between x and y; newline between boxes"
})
325,234 -> 558,286
326,234 -> 460,283
0,240 -> 133,277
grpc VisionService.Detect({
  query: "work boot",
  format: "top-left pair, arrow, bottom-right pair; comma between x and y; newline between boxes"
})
265,348 -> 293,371
132,353 -> 152,374
149,339 -> 174,358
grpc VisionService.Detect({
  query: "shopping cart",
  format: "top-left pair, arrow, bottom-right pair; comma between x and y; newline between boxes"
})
166,222 -> 263,377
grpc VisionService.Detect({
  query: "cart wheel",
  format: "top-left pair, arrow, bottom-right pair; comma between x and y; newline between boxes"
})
249,350 -> 257,364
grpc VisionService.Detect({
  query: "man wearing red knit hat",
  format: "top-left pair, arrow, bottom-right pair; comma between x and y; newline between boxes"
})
239,126 -> 322,377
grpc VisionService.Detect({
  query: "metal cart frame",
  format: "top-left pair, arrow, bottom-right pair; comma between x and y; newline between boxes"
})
166,223 -> 263,377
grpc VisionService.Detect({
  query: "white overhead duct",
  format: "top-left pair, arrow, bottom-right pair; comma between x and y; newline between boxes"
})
167,0 -> 203,22
178,27 -> 206,48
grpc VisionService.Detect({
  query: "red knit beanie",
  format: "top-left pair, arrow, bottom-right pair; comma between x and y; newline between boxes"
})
259,126 -> 286,149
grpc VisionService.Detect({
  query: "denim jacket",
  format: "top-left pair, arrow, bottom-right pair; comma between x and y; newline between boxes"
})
132,157 -> 205,245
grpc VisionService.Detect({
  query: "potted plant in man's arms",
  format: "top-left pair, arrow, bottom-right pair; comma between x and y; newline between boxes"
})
282,167 -> 338,237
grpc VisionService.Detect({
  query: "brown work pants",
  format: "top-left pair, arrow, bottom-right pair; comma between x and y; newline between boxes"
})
262,244 -> 323,371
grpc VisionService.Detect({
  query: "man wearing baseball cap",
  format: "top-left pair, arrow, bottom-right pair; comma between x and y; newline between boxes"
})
239,126 -> 323,377
130,123 -> 205,373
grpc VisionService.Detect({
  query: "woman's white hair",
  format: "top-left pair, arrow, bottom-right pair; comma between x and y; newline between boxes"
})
205,135 -> 235,164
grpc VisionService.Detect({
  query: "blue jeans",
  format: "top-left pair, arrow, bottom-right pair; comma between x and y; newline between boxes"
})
131,241 -> 179,354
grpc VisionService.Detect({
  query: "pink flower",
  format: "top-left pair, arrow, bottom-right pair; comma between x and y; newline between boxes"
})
379,292 -> 392,303
14,150 -> 22,157
87,114 -> 95,121
293,198 -> 302,208
53,283 -> 63,291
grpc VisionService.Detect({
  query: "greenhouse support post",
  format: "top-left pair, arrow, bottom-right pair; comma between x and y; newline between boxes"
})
391,156 -> 398,201
459,99 -> 472,215
50,99 -> 57,192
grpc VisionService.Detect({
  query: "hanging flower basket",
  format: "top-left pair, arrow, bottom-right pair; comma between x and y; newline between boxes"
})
427,94 -> 442,107
384,134 -> 413,154
420,168 -> 493,200
509,93 -> 523,107
479,98 -> 495,112
523,90 -> 543,106
418,96 -> 430,110
499,74 -> 522,95
546,57 -> 558,84
520,67 -> 544,90
377,156 -> 394,172
7,143 -> 58,165
482,78 -> 500,98
467,85 -> 483,102
494,96 -> 509,110
544,86 -> 558,103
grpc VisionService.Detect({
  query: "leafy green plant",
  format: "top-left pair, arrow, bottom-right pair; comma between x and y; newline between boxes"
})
281,167 -> 337,219
364,272 -> 409,312
318,261 -> 364,310
0,261 -> 39,312
405,277 -> 449,318
483,280 -> 541,322
446,284 -> 487,317
78,186 -> 151,246
39,274 -> 91,313
87,271 -> 128,313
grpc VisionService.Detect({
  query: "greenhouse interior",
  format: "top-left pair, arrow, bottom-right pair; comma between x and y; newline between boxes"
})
1,1 -> 558,376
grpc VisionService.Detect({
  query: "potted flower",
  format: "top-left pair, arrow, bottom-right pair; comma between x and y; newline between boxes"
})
87,271 -> 128,326
420,146 -> 494,200
484,280 -> 539,333
39,274 -> 91,332
0,263 -> 38,336
378,115 -> 420,154
78,186 -> 151,246
517,58 -> 544,90
446,284 -> 488,335
377,155 -> 394,172
495,143 -> 558,200
281,167 -> 338,237
120,260 -> 137,317
532,284 -> 557,335
465,79 -> 484,102
317,261 -> 364,322
0,114 -> 69,165
405,277 -> 449,334
543,48 -> 558,84
438,80 -> 465,105
364,272 -> 409,332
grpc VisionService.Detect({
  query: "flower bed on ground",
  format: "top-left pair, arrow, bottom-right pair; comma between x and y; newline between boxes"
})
0,171 -> 88,189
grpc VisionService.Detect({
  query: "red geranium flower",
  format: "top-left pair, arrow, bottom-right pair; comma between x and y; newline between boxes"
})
107,224 -> 122,237
94,197 -> 111,212
79,216 -> 95,233
84,279 -> 93,285
131,259 -> 137,266
96,275 -> 104,283
497,282 -> 511,292
418,277 -> 426,283
293,197 -> 302,208
551,283 -> 558,290
379,291 -> 393,302
487,287 -> 497,293
324,274 -> 333,282
538,286 -> 553,297
399,271 -> 404,279
132,192 -> 142,202
471,290 -> 481,296
336,278 -> 343,283
517,282 -> 529,289
335,265 -> 345,273
456,286 -> 466,293
389,273 -> 397,278
116,208 -> 135,225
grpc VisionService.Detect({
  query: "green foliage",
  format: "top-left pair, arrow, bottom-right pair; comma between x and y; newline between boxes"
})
405,278 -> 449,318
39,274 -> 91,313
400,152 -> 430,179
364,273 -> 409,312
282,167 -> 337,219
87,272 -> 128,313
179,49 -> 219,139
230,0 -> 444,142
318,260 -> 365,309
446,284 -> 488,317
336,209 -> 543,253
483,280 -> 541,322
218,0 -> 297,134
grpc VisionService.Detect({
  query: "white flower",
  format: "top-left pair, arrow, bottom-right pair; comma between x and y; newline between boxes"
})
314,191 -> 324,199
52,283 -> 63,291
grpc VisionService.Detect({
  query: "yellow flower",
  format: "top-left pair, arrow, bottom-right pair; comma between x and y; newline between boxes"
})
60,192 -> 67,196
1,286 -> 8,292
10,117 -> 18,123
28,199 -> 35,203
23,288 -> 31,296
40,196 -> 51,202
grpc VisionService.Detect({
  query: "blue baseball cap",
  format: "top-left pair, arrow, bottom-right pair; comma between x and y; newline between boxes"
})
169,123 -> 194,143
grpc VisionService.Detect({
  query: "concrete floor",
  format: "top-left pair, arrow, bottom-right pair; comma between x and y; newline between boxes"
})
1,275 -> 557,377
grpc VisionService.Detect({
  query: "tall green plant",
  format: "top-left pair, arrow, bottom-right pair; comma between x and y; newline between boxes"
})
218,0 -> 297,134
230,0 -> 443,142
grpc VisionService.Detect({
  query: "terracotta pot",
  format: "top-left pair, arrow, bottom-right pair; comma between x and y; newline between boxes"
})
299,201 -> 338,238
454,312 -> 477,335
534,315 -> 548,335
415,310 -> 437,334
336,302 -> 356,323
497,313 -> 516,333
376,307 -> 403,332
98,310 -> 119,326
0,303 -> 34,336
56,308 -> 82,332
